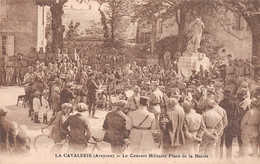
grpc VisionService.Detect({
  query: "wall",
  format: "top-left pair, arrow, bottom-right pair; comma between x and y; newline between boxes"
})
0,0 -> 38,56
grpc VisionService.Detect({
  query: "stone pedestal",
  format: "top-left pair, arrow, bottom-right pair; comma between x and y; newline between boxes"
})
177,52 -> 210,79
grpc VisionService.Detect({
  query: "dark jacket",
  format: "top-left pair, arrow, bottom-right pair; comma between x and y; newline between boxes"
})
103,110 -> 129,145
62,113 -> 91,145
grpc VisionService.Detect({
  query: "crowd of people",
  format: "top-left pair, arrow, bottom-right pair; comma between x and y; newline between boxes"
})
1,46 -> 260,159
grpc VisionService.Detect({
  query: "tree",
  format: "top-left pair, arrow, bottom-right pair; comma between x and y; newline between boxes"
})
34,0 -> 68,53
64,20 -> 80,50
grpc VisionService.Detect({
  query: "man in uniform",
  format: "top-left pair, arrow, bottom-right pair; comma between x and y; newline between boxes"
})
20,56 -> 28,82
225,59 -> 235,84
0,56 -> 6,86
199,98 -> 223,158
149,81 -> 163,122
46,51 -> 55,64
37,48 -> 46,65
86,72 -> 99,119
0,107 -> 16,155
13,54 -> 21,85
126,96 -> 156,154
24,66 -> 35,84
125,86 -> 140,115
183,100 -> 205,154
244,59 -> 254,79
240,88 -> 260,157
27,47 -> 37,67
5,56 -> 14,86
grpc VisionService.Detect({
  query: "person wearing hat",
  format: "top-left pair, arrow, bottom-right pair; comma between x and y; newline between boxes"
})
0,106 -> 16,155
182,100 -> 205,155
62,103 -> 91,153
60,82 -> 75,105
149,80 -> 163,123
125,86 -> 141,115
5,56 -> 15,86
199,98 -> 223,158
126,96 -> 156,154
166,98 -> 185,154
86,71 -> 99,119
32,91 -> 42,124
49,103 -> 72,143
24,66 -> 35,84
103,100 -> 129,155
50,86 -> 61,116
240,94 -> 260,157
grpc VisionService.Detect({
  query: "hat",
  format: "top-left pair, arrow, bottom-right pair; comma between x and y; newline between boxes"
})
168,98 -> 178,108
183,100 -> 193,111
66,82 -> 73,88
151,80 -> 159,86
53,86 -> 60,93
0,106 -> 9,115
34,91 -> 41,97
133,86 -> 141,92
140,96 -> 149,106
115,100 -> 127,108
76,103 -> 88,112
61,103 -> 72,109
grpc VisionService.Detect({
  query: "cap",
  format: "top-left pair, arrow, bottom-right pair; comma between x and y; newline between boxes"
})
76,103 -> 88,112
183,100 -> 193,111
115,100 -> 127,108
0,106 -> 9,115
167,98 -> 178,108
151,80 -> 159,86
34,91 -> 41,97
61,103 -> 72,109
133,86 -> 141,92
53,86 -> 60,93
66,82 -> 74,88
140,96 -> 149,106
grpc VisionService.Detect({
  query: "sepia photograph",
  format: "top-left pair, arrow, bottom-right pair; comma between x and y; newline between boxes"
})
0,0 -> 260,163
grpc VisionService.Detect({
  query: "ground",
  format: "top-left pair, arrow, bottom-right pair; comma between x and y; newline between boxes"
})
0,86 -> 259,163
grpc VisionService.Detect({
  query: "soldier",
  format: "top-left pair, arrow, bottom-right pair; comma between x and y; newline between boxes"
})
183,100 -> 205,155
27,47 -> 37,67
5,56 -> 15,86
37,48 -> 46,65
225,59 -> 235,84
20,56 -> 28,82
0,56 -> 6,86
62,48 -> 70,63
240,89 -> 260,157
234,59 -> 245,79
213,94 -> 228,158
62,103 -> 91,153
125,86 -> 140,115
149,81 -> 163,122
54,48 -> 62,65
199,98 -> 223,158
46,52 -> 55,64
24,66 -> 35,84
13,54 -> 21,85
86,72 -> 99,119
72,48 -> 80,64
0,107 -> 16,155
126,96 -> 156,154
244,60 -> 254,79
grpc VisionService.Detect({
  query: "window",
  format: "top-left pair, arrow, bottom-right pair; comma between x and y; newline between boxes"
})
159,21 -> 163,33
139,32 -> 151,43
232,12 -> 245,30
2,36 -> 7,55
145,32 -> 151,42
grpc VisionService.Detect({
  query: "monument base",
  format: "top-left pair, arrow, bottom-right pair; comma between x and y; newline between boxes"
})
177,52 -> 210,79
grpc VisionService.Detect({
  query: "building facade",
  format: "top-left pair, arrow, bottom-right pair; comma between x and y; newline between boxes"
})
0,0 -> 47,57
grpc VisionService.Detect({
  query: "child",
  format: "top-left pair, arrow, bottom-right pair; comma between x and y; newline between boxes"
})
41,90 -> 50,124
33,91 -> 41,124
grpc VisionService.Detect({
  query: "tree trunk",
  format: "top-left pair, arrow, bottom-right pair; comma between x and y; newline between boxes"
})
177,8 -> 186,54
150,20 -> 156,56
50,3 -> 65,53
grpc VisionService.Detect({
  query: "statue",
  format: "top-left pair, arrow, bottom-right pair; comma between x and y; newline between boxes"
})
185,18 -> 205,54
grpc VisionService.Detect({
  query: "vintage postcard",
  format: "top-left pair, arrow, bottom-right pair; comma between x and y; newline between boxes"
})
0,0 -> 260,163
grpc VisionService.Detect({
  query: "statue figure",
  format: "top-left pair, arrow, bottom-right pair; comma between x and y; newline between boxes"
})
186,18 -> 205,53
